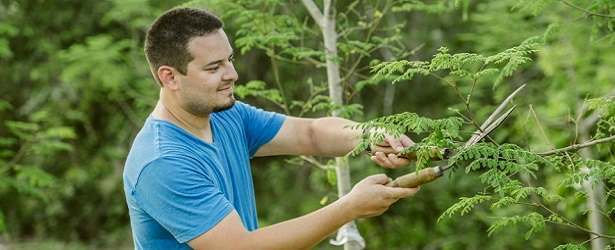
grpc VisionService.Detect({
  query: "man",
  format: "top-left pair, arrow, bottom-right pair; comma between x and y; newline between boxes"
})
123,7 -> 419,249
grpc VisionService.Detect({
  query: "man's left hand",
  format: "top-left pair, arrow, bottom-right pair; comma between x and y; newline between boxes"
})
369,133 -> 415,169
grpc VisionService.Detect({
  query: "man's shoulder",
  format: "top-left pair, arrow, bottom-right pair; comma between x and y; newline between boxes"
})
123,118 -> 213,190
123,151 -> 214,193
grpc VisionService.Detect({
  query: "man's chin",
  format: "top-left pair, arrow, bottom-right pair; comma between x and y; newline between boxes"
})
213,98 -> 236,113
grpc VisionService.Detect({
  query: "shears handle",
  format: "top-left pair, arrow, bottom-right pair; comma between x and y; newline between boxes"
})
386,166 -> 443,188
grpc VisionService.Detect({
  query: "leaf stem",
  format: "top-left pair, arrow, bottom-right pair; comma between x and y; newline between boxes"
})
429,73 -> 498,144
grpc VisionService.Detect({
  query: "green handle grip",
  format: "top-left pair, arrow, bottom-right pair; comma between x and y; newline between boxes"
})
386,166 -> 443,188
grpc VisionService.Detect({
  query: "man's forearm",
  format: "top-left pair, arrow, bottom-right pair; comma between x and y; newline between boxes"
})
309,117 -> 361,157
246,197 -> 355,249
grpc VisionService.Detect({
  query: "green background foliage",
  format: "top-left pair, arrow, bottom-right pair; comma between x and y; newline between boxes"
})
1,0 -> 614,249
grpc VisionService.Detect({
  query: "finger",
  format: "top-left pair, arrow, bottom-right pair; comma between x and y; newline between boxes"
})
371,145 -> 397,154
365,173 -> 390,184
386,186 -> 420,199
387,153 -> 410,168
371,155 -> 387,167
375,140 -> 390,147
384,135 -> 405,152
381,152 -> 399,168
375,152 -> 394,168
400,135 -> 415,148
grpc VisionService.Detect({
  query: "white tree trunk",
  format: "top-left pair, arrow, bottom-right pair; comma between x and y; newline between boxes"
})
580,132 -> 606,250
380,48 -> 395,115
578,101 -> 608,250
302,0 -> 365,249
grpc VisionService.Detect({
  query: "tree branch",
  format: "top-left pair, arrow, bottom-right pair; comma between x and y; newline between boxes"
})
538,135 -> 615,155
518,201 -> 615,240
301,0 -> 324,28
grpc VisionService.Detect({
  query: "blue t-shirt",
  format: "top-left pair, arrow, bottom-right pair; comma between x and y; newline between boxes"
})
123,102 -> 285,249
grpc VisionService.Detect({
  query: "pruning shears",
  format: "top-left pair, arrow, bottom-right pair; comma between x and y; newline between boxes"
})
385,84 -> 527,188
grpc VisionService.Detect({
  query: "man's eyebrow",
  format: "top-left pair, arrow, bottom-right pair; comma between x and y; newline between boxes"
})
204,51 -> 235,67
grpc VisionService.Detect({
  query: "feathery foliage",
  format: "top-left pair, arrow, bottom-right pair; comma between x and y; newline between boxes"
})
370,35 -> 543,88
351,112 -> 462,167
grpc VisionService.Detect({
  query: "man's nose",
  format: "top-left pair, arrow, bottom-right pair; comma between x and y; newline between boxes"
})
222,64 -> 238,82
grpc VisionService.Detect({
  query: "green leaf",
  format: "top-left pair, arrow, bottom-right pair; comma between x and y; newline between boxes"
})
438,195 -> 491,222
326,168 -> 337,187
392,0 -> 449,14
554,243 -> 587,250
0,99 -> 12,112
235,80 -> 284,105
487,213 -> 545,239
6,121 -> 39,140
16,167 -> 56,189
43,127 -> 77,140
319,195 -> 329,206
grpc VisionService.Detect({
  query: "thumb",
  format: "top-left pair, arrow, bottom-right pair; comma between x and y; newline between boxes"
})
365,174 -> 391,185
386,186 -> 420,199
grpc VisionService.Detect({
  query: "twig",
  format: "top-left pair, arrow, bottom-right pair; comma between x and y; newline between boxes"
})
535,202 -> 615,239
116,100 -> 141,129
466,64 -> 487,107
538,135 -> 615,155
580,235 -> 602,246
579,90 -> 615,132
429,73 -> 498,144
339,1 -> 393,86
268,52 -> 323,67
299,156 -> 329,170
519,201 -> 615,240
559,0 -> 615,18
269,51 -> 291,114
6,136 -> 36,173
529,104 -> 556,149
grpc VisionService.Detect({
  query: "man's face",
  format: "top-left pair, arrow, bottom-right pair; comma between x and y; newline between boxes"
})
175,29 -> 238,116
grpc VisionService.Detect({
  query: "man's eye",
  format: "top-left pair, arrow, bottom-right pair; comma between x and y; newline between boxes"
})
206,67 -> 219,72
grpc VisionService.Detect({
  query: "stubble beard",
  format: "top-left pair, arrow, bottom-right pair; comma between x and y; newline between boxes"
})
212,93 -> 236,112
184,93 -> 236,117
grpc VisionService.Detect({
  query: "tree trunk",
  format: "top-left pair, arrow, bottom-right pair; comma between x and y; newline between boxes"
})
302,0 -> 365,249
580,132 -> 606,250
381,48 -> 395,115
578,100 -> 607,250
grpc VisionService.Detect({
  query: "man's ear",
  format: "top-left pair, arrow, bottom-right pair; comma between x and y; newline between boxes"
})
157,66 -> 180,90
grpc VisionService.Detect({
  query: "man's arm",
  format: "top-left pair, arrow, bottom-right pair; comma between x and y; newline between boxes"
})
254,117 -> 359,157
254,116 -> 414,167
189,174 -> 419,250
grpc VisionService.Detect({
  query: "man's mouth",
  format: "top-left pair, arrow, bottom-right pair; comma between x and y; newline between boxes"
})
218,85 -> 234,94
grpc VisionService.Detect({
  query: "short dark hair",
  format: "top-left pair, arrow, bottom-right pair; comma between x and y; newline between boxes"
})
144,8 -> 223,85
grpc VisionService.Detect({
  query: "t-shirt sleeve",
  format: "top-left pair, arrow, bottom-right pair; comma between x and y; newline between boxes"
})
236,102 -> 286,156
134,156 -> 233,243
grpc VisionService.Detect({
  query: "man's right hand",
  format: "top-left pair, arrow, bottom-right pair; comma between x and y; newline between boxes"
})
343,174 -> 420,219
189,173 -> 419,250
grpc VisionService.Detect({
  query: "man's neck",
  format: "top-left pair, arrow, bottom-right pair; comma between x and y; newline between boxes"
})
152,93 -> 213,143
